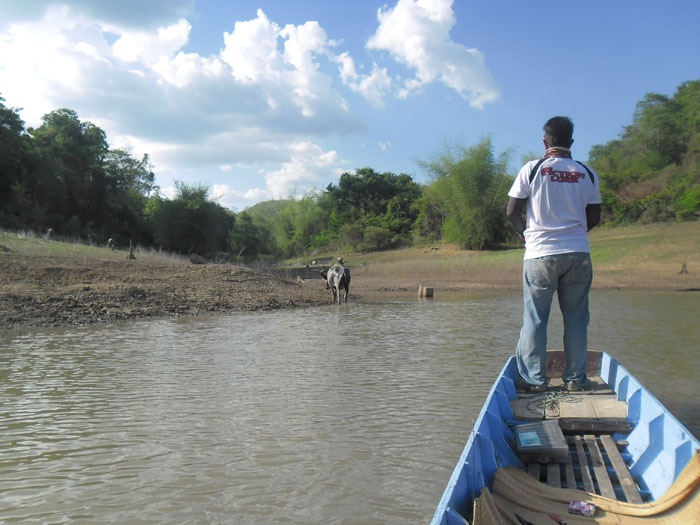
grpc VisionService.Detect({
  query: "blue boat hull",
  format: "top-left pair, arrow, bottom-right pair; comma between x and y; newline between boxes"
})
431,351 -> 700,525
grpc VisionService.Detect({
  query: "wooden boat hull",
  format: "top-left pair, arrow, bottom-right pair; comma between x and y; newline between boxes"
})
431,350 -> 700,525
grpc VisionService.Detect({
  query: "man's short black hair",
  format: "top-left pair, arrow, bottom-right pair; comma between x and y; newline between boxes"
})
543,116 -> 574,147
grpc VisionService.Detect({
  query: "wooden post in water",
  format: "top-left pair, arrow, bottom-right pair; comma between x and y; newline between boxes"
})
418,285 -> 434,298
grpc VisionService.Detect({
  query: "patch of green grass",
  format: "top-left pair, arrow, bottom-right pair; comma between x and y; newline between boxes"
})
5,220 -> 698,276
0,229 -> 188,266
345,221 -> 700,281
590,222 -> 699,268
0,230 -> 101,257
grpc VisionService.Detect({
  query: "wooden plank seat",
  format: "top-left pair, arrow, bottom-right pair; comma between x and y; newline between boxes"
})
511,375 -> 635,434
525,434 -> 643,504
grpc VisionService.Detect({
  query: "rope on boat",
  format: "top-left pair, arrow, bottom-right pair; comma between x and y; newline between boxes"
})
525,391 -> 582,419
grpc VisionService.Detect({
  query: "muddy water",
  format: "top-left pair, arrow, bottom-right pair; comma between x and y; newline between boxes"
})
1,291 -> 697,524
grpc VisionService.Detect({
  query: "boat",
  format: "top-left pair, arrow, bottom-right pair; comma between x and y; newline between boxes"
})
431,350 -> 700,524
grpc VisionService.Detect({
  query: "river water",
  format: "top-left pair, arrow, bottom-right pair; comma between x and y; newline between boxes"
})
1,291 -> 698,524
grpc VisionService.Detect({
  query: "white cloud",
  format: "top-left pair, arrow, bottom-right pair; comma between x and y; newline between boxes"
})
265,141 -> 343,200
0,7 -> 90,122
335,52 -> 392,106
158,139 -> 345,211
209,184 -> 269,211
367,0 -> 499,108
154,51 -> 227,88
221,9 -> 281,85
110,18 -> 229,89
221,9 -> 350,118
112,19 -> 190,64
0,1 -> 498,213
0,5 -> 356,198
74,41 -> 103,61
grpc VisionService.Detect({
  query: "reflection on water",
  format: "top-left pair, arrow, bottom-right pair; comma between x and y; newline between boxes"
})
0,291 -> 697,524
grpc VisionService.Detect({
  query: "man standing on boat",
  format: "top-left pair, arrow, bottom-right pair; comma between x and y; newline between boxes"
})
506,116 -> 602,393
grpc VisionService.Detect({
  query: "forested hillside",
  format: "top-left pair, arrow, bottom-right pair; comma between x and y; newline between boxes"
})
1,80 -> 698,260
589,79 -> 700,224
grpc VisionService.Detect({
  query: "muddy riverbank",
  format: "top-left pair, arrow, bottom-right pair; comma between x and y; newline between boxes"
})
2,222 -> 698,331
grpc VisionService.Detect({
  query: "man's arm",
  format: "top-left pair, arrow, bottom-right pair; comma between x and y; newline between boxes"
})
586,203 -> 601,231
506,197 -> 528,242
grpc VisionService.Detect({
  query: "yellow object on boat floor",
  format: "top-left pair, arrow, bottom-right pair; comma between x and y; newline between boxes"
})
473,451 -> 700,524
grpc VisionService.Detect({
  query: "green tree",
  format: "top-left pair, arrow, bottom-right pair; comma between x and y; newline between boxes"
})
323,167 -> 421,246
364,224 -> 392,250
413,182 -> 448,242
102,149 -> 157,243
420,138 -> 512,249
339,222 -> 364,252
150,182 -> 234,257
383,191 -> 420,239
630,93 -> 685,165
326,168 -> 420,221
0,96 -> 35,228
590,79 -> 700,223
30,109 -> 109,234
245,199 -> 294,258
282,193 -> 326,256
230,211 -> 276,261
314,194 -> 345,247
0,101 -> 159,238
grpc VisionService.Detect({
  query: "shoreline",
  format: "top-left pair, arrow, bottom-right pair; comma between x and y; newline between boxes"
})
2,248 -> 697,333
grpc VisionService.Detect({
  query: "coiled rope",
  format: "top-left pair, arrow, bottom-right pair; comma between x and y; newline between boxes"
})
525,391 -> 583,419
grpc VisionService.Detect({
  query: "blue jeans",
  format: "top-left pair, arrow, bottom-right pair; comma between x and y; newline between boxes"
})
516,252 -> 593,386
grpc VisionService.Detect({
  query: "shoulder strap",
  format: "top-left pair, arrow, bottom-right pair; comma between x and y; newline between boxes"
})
575,161 -> 595,185
528,158 -> 546,185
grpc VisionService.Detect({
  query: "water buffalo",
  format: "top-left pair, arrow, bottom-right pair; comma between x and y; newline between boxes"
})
320,259 -> 351,304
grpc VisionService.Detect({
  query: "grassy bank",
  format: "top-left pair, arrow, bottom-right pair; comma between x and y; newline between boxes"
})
3,222 -> 695,331
303,221 -> 700,294
2,221 -> 699,295
586,221 -> 698,290
0,230 -> 186,264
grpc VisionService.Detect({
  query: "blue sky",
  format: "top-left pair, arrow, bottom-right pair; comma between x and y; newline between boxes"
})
1,1 -> 698,212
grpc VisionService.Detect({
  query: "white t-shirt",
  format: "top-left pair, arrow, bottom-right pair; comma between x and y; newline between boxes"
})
508,157 -> 601,260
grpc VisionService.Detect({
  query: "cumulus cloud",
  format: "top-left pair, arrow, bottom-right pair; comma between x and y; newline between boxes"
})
208,139 -> 343,210
209,184 -> 269,211
112,19 -> 191,64
106,18 -> 229,90
265,141 -> 343,199
367,0 -> 499,108
221,10 -> 281,85
0,5 -> 358,204
0,0 -> 499,211
335,52 -> 392,106
221,9 -> 349,119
